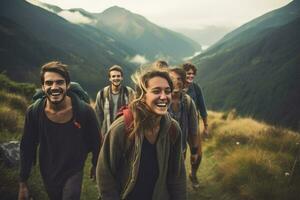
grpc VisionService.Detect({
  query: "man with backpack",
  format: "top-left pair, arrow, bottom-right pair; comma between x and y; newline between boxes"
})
168,67 -> 201,189
94,65 -> 134,136
18,61 -> 101,200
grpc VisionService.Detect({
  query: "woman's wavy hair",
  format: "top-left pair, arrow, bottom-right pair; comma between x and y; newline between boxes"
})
128,67 -> 173,139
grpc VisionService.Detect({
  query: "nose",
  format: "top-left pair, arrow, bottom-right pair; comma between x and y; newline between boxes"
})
159,91 -> 167,100
51,81 -> 61,89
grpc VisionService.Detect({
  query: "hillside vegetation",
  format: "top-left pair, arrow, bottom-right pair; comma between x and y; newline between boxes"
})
189,110 -> 300,200
0,0 -> 136,97
0,75 -> 300,199
192,0 -> 300,131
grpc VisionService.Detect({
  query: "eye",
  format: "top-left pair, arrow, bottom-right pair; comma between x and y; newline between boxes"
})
165,88 -> 172,94
56,80 -> 65,85
44,80 -> 53,86
151,89 -> 161,94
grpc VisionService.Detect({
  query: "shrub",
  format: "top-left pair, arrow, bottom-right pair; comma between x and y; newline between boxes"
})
214,148 -> 300,200
221,109 -> 238,120
0,73 -> 36,99
0,107 -> 20,133
257,128 -> 300,154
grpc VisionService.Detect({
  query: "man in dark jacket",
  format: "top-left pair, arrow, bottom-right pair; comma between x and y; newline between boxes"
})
18,61 -> 101,200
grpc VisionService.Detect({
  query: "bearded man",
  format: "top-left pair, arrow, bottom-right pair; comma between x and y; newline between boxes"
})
18,61 -> 101,200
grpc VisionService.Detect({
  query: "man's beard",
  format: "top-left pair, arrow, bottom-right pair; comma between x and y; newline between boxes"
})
46,88 -> 66,105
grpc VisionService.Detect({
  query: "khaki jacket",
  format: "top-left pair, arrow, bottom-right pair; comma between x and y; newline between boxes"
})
96,113 -> 186,200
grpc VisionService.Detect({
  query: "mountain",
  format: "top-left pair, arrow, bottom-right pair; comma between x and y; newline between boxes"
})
175,26 -> 233,47
192,0 -> 300,130
39,3 -> 201,63
210,0 -> 300,50
0,0 -> 137,96
94,6 -> 201,62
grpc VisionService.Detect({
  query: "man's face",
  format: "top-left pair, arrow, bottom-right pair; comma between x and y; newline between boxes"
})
170,71 -> 184,93
109,70 -> 123,87
144,76 -> 172,116
186,69 -> 195,84
42,72 -> 69,105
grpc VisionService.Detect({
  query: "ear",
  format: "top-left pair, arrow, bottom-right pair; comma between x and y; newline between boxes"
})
67,83 -> 70,90
41,84 -> 46,92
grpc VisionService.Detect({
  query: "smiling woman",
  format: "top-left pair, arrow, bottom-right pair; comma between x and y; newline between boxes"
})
97,67 -> 187,200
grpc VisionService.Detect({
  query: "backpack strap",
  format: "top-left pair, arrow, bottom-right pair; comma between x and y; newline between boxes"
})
100,86 -> 110,108
168,121 -> 178,145
68,82 -> 90,104
184,94 -> 192,112
115,106 -> 133,135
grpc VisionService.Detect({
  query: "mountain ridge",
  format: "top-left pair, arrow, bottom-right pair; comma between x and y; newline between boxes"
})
192,0 -> 300,130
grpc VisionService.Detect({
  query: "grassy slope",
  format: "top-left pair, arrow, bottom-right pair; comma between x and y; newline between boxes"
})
1,75 -> 300,199
192,111 -> 300,200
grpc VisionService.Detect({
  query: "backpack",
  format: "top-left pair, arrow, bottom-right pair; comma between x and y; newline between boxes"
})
115,106 -> 178,144
183,93 -> 192,113
30,82 -> 91,157
99,86 -> 131,108
32,81 -> 90,104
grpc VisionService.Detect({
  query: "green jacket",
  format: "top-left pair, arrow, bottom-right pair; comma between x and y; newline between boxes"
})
96,113 -> 186,200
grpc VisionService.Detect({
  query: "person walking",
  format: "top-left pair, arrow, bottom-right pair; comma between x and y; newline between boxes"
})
97,67 -> 186,200
18,61 -> 101,200
94,65 -> 134,136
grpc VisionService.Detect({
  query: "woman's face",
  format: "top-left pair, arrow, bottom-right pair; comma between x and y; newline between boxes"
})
170,71 -> 184,93
144,76 -> 172,115
186,69 -> 195,84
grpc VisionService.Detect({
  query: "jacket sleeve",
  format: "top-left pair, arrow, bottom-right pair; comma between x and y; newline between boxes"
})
96,118 -> 125,200
94,91 -> 104,134
19,107 -> 39,182
167,121 -> 187,200
188,98 -> 199,137
187,98 -> 200,149
194,83 -> 208,118
85,105 -> 101,167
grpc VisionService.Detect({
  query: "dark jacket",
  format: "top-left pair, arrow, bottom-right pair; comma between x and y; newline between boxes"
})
20,93 -> 100,187
186,82 -> 208,118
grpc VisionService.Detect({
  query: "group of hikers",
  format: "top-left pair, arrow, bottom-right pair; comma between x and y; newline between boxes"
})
18,60 -> 208,200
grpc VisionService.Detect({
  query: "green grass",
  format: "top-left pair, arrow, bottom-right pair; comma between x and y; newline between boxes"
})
1,83 -> 300,200
190,111 -> 300,200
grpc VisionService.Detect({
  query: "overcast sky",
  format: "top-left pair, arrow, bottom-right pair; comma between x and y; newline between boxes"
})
37,0 -> 292,29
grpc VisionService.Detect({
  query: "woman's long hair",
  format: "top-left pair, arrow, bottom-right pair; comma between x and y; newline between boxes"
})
128,67 -> 173,139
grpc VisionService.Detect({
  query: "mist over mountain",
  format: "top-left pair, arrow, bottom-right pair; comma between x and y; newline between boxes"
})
175,26 -> 234,47
0,0 -> 203,97
0,0 -> 137,96
192,0 -> 300,130
37,2 -> 201,63
93,6 -> 201,62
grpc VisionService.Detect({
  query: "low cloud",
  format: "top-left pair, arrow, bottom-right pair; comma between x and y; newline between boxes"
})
26,0 -> 94,24
129,55 -> 149,65
26,0 -> 54,12
58,10 -> 94,24
183,51 -> 202,61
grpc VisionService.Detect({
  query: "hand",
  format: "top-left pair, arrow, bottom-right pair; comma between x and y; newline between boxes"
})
190,154 -> 199,165
203,126 -> 209,138
18,182 -> 29,200
90,165 -> 96,181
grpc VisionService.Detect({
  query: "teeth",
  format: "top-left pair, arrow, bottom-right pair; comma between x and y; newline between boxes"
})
51,92 -> 60,96
156,103 -> 167,107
